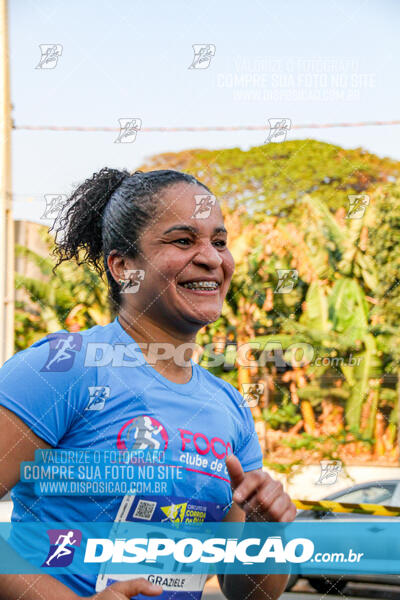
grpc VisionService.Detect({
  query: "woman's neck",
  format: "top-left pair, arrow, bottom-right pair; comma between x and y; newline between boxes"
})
117,311 -> 197,384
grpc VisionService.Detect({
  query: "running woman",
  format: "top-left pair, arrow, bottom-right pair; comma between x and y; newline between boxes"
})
0,169 -> 296,600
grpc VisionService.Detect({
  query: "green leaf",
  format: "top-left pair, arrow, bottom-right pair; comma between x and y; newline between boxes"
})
300,281 -> 330,333
345,334 -> 381,430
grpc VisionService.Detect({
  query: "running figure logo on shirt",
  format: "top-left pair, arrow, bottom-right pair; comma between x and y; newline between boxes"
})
85,386 -> 110,411
41,333 -> 82,372
117,415 -> 168,451
42,529 -> 82,567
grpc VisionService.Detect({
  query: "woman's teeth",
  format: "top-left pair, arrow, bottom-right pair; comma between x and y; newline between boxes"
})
180,281 -> 219,290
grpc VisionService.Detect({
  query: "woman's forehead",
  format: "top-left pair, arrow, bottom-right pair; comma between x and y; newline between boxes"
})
153,183 -> 224,227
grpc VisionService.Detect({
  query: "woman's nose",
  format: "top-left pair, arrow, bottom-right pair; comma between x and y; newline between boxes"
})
192,242 -> 223,269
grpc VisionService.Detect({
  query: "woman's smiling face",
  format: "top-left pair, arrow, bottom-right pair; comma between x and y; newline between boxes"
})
116,182 -> 235,333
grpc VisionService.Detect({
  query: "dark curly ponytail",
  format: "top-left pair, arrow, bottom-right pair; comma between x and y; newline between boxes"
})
50,167 -> 210,314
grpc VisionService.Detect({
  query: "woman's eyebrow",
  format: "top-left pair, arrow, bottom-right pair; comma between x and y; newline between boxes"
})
163,225 -> 227,235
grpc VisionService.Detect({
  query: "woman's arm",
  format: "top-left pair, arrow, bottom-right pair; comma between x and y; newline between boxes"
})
0,407 -> 80,599
0,574 -> 80,600
217,501 -> 289,600
0,406 -> 52,496
0,408 -> 163,600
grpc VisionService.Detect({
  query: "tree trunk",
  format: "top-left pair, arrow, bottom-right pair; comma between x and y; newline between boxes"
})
300,400 -> 316,434
397,373 -> 400,464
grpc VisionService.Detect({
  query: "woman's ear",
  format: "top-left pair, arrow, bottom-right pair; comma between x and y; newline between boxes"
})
108,253 -> 141,286
107,251 -> 128,284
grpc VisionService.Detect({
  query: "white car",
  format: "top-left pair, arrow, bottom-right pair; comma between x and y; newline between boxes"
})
286,479 -> 400,594
0,491 -> 13,522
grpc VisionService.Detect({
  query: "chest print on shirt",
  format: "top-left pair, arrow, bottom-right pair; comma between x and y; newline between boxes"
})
117,415 -> 169,451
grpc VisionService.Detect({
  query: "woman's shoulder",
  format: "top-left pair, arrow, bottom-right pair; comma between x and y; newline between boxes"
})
0,321 -> 120,445
3,320 -> 117,374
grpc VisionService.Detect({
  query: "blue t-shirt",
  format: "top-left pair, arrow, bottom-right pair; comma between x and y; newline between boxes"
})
0,317 -> 263,598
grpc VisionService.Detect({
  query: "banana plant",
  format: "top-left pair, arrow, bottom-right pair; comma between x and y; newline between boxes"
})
300,195 -> 378,291
292,279 -> 381,431
245,277 -> 382,432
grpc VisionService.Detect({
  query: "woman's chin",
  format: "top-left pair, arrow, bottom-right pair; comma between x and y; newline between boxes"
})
192,310 -> 221,325
188,308 -> 221,326
174,296 -> 223,327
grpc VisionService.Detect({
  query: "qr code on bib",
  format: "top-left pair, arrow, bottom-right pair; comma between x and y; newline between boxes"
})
133,500 -> 157,520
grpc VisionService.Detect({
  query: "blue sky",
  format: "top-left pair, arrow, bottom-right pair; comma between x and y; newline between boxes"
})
8,0 -> 400,222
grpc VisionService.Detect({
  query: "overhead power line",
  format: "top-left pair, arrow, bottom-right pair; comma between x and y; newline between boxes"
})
13,120 -> 400,133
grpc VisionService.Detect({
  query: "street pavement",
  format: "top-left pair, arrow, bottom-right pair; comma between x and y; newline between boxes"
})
202,576 -> 400,599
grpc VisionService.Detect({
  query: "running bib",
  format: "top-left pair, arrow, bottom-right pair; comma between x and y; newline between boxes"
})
95,493 -> 228,599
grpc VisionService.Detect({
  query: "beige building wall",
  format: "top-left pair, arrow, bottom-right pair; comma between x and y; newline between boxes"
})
14,220 -> 50,306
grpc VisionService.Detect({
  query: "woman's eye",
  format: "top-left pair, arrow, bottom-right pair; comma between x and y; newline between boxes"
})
173,238 -> 226,248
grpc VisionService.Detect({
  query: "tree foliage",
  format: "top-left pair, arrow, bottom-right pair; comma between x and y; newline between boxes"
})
140,139 -> 399,218
14,140 -> 400,464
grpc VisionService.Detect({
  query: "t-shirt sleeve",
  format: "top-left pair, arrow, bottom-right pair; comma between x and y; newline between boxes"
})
233,390 -> 263,472
0,332 -> 85,447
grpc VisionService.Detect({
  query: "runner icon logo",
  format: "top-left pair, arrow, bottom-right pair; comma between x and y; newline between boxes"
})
42,529 -> 82,567
161,502 -> 187,522
41,333 -> 82,372
86,386 -> 110,411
